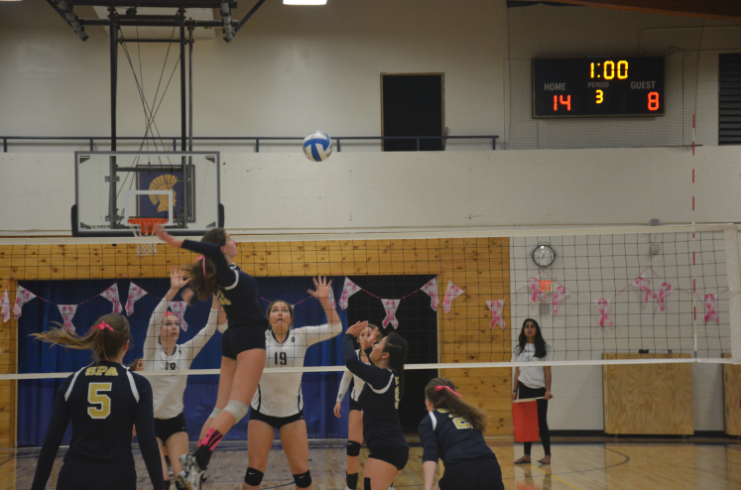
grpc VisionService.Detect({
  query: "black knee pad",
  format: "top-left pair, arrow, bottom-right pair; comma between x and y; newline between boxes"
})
244,467 -> 264,486
293,470 -> 312,488
364,476 -> 371,490
347,440 -> 361,457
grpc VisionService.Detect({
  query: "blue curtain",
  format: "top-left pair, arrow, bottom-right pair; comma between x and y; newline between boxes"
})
18,277 -> 349,446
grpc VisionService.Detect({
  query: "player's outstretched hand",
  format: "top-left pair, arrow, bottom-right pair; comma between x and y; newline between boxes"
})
154,224 -> 183,248
307,276 -> 334,303
333,401 -> 342,418
169,266 -> 191,291
346,321 -> 369,338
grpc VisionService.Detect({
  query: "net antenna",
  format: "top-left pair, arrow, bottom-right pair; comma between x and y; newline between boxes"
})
125,189 -> 173,256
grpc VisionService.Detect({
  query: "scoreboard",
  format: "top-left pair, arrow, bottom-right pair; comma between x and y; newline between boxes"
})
532,57 -> 665,118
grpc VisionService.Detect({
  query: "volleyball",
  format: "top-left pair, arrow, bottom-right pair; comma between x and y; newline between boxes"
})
302,131 -> 333,162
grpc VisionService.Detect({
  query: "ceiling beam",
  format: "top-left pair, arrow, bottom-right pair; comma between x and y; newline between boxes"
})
542,0 -> 741,21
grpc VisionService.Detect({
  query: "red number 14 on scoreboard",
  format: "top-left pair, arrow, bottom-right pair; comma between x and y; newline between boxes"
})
553,95 -> 571,111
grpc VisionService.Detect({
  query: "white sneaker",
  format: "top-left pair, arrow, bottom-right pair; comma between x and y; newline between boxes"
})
389,486 -> 396,490
176,470 -> 188,490
180,454 -> 205,490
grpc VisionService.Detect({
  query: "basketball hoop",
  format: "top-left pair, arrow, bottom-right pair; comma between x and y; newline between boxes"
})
128,218 -> 168,256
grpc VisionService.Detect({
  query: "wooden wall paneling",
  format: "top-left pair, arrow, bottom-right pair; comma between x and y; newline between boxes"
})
722,353 -> 741,436
0,235 -> 512,441
602,353 -> 693,435
0,280 -> 17,448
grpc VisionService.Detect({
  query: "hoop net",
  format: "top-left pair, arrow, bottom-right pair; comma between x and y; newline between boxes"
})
127,218 -> 167,256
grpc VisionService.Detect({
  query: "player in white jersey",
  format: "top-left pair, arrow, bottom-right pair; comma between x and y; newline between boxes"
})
143,267 -> 226,490
242,277 -> 342,490
334,324 -> 382,490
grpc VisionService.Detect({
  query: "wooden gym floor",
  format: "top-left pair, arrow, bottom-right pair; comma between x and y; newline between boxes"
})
1,439 -> 740,490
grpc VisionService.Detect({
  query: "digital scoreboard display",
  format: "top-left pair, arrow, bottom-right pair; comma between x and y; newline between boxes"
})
532,57 -> 665,118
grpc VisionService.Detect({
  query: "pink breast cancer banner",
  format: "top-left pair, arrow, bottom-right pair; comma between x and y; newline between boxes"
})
381,299 -> 401,329
486,300 -> 506,330
14,285 -> 36,320
551,285 -> 569,315
169,301 -> 189,331
58,304 -> 78,333
528,277 -> 547,304
442,281 -> 464,314
125,282 -> 147,316
100,284 -> 123,314
339,278 -> 361,310
655,282 -> 673,311
1,289 -> 10,323
420,278 -> 439,312
704,294 -> 719,323
631,274 -> 654,303
595,298 -> 614,328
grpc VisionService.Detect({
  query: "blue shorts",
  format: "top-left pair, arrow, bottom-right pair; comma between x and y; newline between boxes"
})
221,326 -> 266,359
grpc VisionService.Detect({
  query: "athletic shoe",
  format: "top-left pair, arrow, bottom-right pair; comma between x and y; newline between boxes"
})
180,454 -> 205,490
176,470 -> 188,490
389,486 -> 396,490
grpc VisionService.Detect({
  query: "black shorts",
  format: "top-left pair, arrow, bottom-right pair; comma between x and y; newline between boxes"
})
222,326 -> 266,359
57,458 -> 137,490
349,398 -> 362,412
249,408 -> 304,430
438,456 -> 504,490
367,446 -> 409,470
154,412 -> 188,443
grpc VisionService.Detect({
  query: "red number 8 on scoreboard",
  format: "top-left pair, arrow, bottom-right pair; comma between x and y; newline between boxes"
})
648,92 -> 660,111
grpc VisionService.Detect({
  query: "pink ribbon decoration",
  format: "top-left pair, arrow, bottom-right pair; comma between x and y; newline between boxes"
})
14,285 -> 36,320
442,281 -> 464,314
57,304 -> 78,333
486,300 -> 506,330
1,289 -> 10,323
528,277 -> 547,304
100,284 -> 123,314
704,294 -> 719,323
420,278 -> 440,312
632,274 -> 654,303
169,301 -> 189,331
595,298 -> 614,328
339,278 -> 361,310
381,298 -> 401,329
551,285 -> 569,314
654,282 -> 673,311
125,282 -> 147,316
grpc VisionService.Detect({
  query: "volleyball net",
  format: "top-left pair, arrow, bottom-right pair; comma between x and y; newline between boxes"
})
0,223 -> 738,381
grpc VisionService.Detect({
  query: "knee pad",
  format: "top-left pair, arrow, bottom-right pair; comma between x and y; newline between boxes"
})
293,470 -> 312,488
244,467 -> 264,486
209,407 -> 222,419
347,440 -> 361,457
223,400 -> 249,423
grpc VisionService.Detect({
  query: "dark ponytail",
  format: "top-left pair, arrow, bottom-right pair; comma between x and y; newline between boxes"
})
32,314 -> 131,364
383,332 -> 408,399
425,377 -> 488,433
185,228 -> 227,301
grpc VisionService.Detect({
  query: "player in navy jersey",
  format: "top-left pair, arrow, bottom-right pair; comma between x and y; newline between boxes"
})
418,378 -> 504,490
30,314 -> 163,490
155,226 -> 270,490
343,322 -> 408,490
334,323 -> 383,490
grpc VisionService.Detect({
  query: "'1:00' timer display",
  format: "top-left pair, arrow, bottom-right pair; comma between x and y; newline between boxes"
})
532,57 -> 665,118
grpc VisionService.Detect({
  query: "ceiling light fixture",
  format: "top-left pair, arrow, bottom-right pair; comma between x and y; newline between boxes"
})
283,0 -> 327,5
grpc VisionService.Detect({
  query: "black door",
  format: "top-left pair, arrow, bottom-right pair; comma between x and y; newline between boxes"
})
382,74 -> 445,152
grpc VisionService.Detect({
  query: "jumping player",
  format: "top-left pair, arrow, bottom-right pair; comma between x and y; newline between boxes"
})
334,323 -> 382,490
242,277 -> 342,490
155,226 -> 269,490
144,266 -> 226,489
30,314 -> 164,490
418,378 -> 504,490
343,322 -> 408,490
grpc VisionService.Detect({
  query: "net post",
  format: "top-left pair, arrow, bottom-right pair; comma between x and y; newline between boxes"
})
725,228 -> 741,363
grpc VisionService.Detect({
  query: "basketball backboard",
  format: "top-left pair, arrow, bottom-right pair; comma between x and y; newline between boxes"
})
72,151 -> 223,237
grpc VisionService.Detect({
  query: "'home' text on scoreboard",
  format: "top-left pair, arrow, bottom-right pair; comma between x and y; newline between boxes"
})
532,57 -> 665,118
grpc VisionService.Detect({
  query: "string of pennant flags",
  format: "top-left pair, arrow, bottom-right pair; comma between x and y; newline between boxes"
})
0,269 -> 726,335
